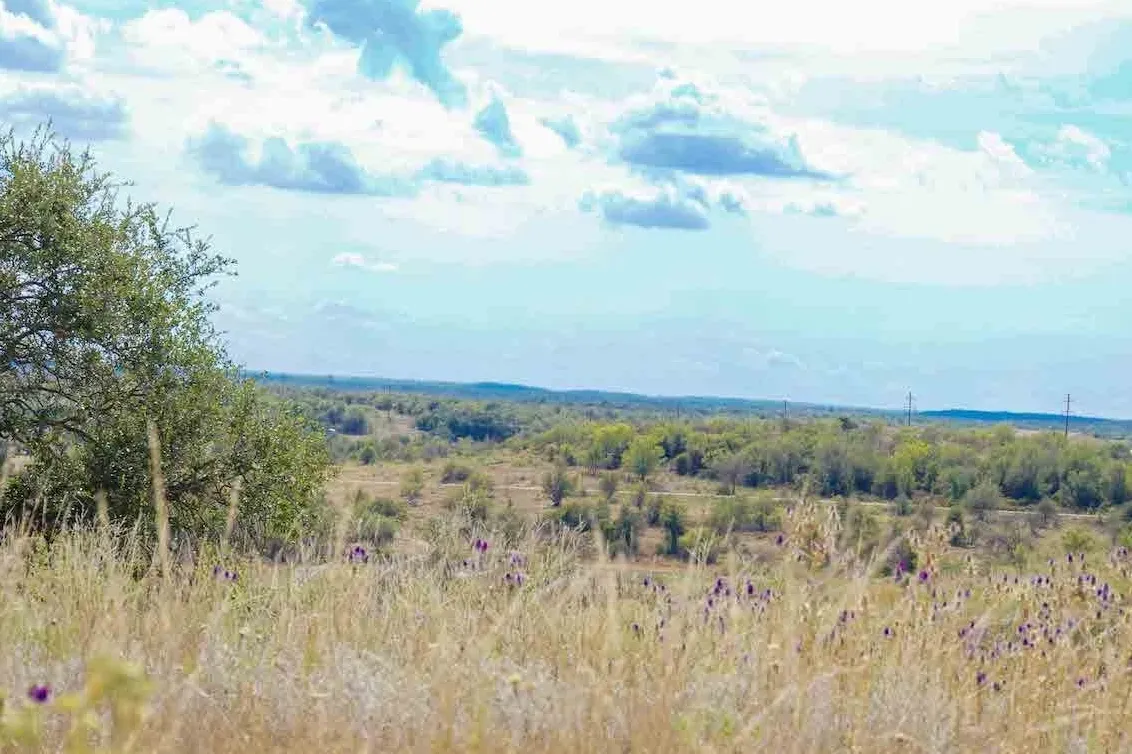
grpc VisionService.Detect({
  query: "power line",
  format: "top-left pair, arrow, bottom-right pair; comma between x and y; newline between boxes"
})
1064,393 -> 1072,439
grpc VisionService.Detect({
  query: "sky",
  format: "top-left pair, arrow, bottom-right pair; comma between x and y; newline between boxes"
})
3,0 -> 1132,416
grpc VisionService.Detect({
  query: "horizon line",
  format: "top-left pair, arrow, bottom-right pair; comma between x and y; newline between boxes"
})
242,369 -> 1128,425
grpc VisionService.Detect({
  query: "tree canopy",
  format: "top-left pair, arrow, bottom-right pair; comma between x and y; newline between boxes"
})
0,127 -> 331,549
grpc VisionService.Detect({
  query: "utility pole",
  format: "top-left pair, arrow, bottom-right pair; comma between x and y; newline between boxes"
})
1064,393 -> 1072,439
906,391 -> 914,427
782,400 -> 788,430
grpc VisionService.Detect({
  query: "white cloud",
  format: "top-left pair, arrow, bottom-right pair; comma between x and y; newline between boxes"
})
790,118 -> 1067,245
7,0 -> 1124,288
121,9 -> 266,75
578,71 -> 1066,246
1047,125 -> 1112,171
435,0 -> 1132,63
332,252 -> 398,273
976,131 -> 1031,173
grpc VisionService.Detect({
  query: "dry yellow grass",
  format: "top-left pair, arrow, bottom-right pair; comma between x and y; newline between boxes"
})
2,500 -> 1132,753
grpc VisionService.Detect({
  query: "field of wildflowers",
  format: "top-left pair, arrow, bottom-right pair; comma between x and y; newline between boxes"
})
2,501 -> 1131,753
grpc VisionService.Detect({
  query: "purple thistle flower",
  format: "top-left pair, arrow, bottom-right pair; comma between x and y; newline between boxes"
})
918,570 -> 930,583
348,545 -> 369,564
883,626 -> 893,638
27,685 -> 50,704
775,534 -> 784,546
976,671 -> 987,686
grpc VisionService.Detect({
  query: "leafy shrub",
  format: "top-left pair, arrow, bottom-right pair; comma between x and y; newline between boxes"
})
440,461 -> 474,484
707,495 -> 782,535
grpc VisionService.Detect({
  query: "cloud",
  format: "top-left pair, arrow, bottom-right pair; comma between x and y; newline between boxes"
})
0,85 -> 128,141
610,74 -> 830,179
332,252 -> 398,272
185,122 -> 533,195
539,114 -> 581,148
416,158 -> 529,186
305,0 -> 467,107
1044,125 -> 1112,171
473,93 -> 521,157
976,131 -> 1030,173
121,9 -> 265,76
782,197 -> 858,218
0,0 -> 64,71
580,177 -> 745,231
581,188 -> 709,230
185,122 -> 416,196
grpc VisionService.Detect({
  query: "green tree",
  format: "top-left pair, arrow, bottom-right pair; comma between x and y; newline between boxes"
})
963,480 -> 1001,522
0,128 -> 331,549
541,463 -> 573,507
583,443 -> 605,475
713,452 -> 750,495
660,501 -> 687,556
624,437 -> 663,481
598,471 -> 619,502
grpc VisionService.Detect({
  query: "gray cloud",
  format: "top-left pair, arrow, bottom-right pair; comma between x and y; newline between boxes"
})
611,76 -> 830,179
0,87 -> 129,141
186,122 -> 534,195
416,158 -> 529,186
0,0 -> 64,72
305,0 -> 467,108
186,122 -> 417,196
473,94 -> 521,157
580,166 -> 747,231
539,114 -> 580,148
584,190 -> 710,230
580,180 -> 747,231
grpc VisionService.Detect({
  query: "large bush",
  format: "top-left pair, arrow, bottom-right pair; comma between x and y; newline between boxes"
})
0,128 -> 331,549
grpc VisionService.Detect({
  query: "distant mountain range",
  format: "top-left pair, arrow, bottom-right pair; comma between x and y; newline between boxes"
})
250,371 -> 1132,438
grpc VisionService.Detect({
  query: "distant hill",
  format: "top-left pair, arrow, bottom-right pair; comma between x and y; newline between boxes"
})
921,409 -> 1132,438
250,371 -> 888,418
249,371 -> 1132,437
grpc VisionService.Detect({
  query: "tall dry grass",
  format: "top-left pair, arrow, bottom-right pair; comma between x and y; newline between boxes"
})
0,500 -> 1131,753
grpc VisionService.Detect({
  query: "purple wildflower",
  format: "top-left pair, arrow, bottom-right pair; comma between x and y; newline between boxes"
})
348,545 -> 369,564
976,671 -> 987,686
27,685 -> 50,704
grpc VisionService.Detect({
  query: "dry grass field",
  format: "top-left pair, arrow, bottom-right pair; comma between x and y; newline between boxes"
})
2,500 -> 1131,753
0,447 -> 1126,753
